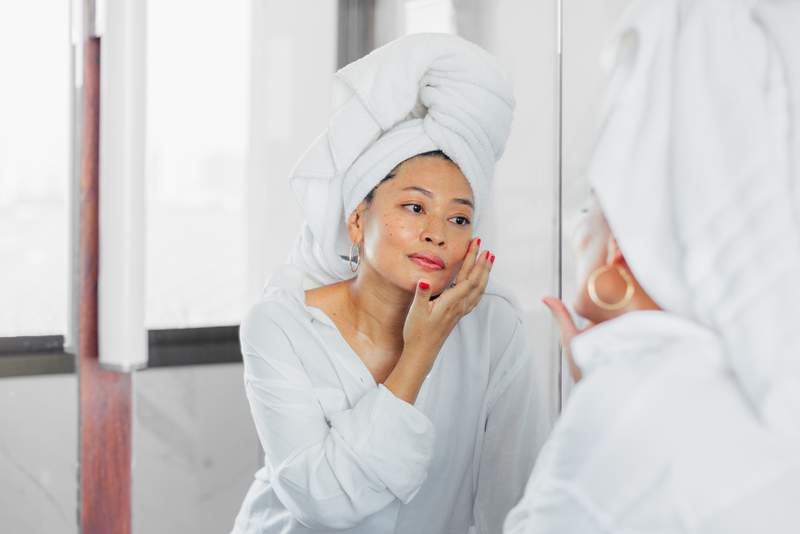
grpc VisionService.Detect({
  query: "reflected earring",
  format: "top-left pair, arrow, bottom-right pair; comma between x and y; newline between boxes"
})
587,264 -> 635,310
349,242 -> 361,272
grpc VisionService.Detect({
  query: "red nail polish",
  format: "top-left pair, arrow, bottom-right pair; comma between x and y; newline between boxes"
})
476,237 -> 481,247
418,281 -> 430,289
484,250 -> 491,259
490,254 -> 495,263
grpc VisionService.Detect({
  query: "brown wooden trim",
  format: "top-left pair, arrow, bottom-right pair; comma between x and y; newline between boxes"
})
78,36 -> 132,534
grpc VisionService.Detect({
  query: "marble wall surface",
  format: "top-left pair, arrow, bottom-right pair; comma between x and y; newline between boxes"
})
0,374 -> 78,533
0,363 -> 258,534
132,363 -> 259,534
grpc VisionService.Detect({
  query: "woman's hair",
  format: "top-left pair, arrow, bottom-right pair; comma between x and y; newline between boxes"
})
363,150 -> 452,205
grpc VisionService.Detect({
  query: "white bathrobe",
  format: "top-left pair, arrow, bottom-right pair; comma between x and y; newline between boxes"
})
504,312 -> 800,533
231,279 -> 536,534
505,0 -> 800,531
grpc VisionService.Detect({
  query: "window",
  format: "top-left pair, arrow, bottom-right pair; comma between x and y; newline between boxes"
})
0,0 -> 71,337
145,0 -> 251,329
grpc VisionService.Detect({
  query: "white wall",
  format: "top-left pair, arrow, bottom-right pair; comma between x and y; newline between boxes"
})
560,0 -> 633,400
480,0 -> 562,447
245,0 -> 338,304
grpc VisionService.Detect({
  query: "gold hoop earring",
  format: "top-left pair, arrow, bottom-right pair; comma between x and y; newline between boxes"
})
587,264 -> 635,311
349,242 -> 361,273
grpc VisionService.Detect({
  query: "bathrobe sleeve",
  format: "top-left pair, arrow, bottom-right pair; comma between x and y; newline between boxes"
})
239,302 -> 435,530
472,312 -> 539,534
500,369 -> 625,534
501,444 -> 603,534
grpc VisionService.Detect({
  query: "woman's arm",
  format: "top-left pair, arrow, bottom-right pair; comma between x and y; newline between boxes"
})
241,304 -> 435,529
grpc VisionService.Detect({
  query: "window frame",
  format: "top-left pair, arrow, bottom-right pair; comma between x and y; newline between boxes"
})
1,0 -> 375,380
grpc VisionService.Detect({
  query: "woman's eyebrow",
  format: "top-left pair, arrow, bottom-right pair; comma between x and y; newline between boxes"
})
402,186 -> 474,209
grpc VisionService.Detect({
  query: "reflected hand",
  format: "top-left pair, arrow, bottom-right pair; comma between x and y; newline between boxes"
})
542,297 -> 593,383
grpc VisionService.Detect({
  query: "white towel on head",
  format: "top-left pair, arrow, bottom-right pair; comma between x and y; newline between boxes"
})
587,0 -> 800,436
281,33 -> 514,287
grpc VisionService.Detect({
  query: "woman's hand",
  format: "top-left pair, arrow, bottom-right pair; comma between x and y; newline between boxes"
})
404,238 -> 493,355
542,297 -> 593,383
385,238 -> 493,403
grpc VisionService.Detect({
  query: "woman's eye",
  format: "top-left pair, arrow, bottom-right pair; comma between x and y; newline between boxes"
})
449,216 -> 471,226
403,203 -> 423,214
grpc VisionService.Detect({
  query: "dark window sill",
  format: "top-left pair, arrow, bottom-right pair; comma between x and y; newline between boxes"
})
0,326 -> 241,379
148,325 -> 240,368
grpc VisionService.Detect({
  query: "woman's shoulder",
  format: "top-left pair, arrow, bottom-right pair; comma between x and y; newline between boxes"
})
239,288 -> 311,351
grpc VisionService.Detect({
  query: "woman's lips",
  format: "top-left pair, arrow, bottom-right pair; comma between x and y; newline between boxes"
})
409,255 -> 445,271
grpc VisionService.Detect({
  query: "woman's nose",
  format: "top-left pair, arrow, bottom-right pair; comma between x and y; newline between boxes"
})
422,218 -> 446,247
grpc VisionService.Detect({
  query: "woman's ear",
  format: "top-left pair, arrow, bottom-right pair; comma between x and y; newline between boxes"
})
347,202 -> 367,243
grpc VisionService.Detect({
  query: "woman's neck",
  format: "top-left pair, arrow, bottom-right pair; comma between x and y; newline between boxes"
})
343,268 -> 412,350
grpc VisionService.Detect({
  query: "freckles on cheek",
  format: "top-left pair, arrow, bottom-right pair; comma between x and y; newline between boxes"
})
385,216 -> 414,242
368,214 -> 415,261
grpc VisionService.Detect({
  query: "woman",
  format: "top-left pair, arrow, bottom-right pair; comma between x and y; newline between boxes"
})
505,1 -> 800,532
231,34 -> 537,534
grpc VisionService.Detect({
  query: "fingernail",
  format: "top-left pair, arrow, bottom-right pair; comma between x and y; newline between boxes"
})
490,254 -> 495,264
476,237 -> 481,247
418,281 -> 430,289
484,250 -> 491,259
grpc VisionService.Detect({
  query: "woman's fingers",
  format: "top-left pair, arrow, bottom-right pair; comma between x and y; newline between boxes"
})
469,250 -> 493,303
404,280 -> 432,336
542,297 -> 579,338
437,249 -> 492,315
409,280 -> 433,316
455,237 -> 481,285
542,297 -> 584,382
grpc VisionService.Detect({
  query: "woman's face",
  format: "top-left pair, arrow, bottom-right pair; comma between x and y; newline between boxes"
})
355,156 -> 475,294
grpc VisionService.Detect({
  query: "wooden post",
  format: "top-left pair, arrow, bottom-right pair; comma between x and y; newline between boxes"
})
78,36 -> 132,534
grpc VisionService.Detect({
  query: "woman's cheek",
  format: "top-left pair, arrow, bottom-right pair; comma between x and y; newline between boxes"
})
383,212 -> 419,248
448,239 -> 471,275
364,213 -> 414,267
